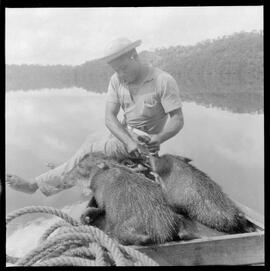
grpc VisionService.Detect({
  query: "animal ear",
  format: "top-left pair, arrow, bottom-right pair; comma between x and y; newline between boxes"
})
175,155 -> 192,163
97,162 -> 109,170
183,157 -> 192,163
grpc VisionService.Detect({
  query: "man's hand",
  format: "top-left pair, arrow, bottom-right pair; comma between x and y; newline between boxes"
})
126,140 -> 142,159
145,108 -> 184,153
146,134 -> 161,153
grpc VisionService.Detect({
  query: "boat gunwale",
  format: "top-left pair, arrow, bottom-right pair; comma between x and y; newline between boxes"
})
132,230 -> 264,250
133,202 -> 264,266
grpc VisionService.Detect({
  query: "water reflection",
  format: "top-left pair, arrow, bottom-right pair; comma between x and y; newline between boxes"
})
5,88 -> 264,221
6,65 -> 263,114
181,92 -> 263,114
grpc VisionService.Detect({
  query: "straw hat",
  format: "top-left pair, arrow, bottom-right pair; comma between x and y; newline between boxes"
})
101,37 -> 142,63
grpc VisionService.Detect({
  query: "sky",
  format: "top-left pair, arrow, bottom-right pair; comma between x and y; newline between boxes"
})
5,6 -> 263,65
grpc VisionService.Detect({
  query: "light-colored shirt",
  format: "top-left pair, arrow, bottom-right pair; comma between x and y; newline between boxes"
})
106,66 -> 182,134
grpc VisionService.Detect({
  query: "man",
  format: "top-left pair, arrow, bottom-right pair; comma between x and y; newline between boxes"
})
6,37 -> 184,196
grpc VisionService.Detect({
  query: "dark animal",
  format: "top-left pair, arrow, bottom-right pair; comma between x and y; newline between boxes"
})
149,154 -> 256,234
80,158 -> 197,246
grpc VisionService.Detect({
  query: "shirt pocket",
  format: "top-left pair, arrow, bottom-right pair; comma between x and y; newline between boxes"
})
141,98 -> 161,117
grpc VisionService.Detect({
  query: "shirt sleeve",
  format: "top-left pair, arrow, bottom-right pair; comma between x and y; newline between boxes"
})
157,73 -> 182,114
106,74 -> 120,104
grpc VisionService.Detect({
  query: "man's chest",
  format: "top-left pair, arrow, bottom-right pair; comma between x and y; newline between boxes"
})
117,82 -> 166,120
118,82 -> 158,110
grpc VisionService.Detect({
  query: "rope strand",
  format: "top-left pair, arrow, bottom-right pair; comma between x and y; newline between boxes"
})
6,205 -> 158,266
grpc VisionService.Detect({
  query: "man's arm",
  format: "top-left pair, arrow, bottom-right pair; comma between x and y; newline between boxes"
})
105,102 -> 141,156
147,108 -> 184,153
159,107 -> 184,143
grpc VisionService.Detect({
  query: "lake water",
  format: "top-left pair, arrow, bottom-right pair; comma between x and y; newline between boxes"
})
5,88 -> 264,233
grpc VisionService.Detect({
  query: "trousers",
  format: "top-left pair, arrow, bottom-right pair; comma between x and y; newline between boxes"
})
35,129 -> 149,196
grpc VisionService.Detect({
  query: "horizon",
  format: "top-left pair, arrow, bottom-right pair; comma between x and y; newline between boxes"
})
6,6 -> 263,66
5,30 -> 263,67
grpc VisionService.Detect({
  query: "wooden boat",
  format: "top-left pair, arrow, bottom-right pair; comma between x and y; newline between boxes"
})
134,201 -> 264,266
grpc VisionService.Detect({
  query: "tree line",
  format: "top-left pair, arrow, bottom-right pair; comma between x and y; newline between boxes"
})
6,31 -> 263,112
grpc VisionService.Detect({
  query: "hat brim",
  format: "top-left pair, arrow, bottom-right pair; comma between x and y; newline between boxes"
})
100,40 -> 142,63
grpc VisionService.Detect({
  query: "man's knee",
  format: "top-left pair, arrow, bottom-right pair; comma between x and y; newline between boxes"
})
104,136 -> 129,160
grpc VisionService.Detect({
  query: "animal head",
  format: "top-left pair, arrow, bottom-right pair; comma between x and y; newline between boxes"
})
149,154 -> 173,176
89,162 -> 110,190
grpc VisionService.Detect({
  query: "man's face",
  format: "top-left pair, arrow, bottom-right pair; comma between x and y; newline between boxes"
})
108,53 -> 139,84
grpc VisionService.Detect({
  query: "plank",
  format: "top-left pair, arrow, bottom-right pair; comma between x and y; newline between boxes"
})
136,231 -> 264,266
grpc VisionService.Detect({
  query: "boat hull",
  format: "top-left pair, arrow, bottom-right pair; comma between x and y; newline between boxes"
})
135,202 -> 264,266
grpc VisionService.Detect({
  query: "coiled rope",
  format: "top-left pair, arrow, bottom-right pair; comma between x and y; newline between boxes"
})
6,205 -> 159,266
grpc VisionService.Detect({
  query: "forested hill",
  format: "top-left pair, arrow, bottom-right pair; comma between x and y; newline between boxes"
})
6,31 -> 263,112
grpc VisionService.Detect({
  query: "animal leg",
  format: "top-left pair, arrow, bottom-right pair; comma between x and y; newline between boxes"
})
177,215 -> 200,241
80,207 -> 104,225
86,195 -> 98,208
117,218 -> 153,246
118,230 -> 152,246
